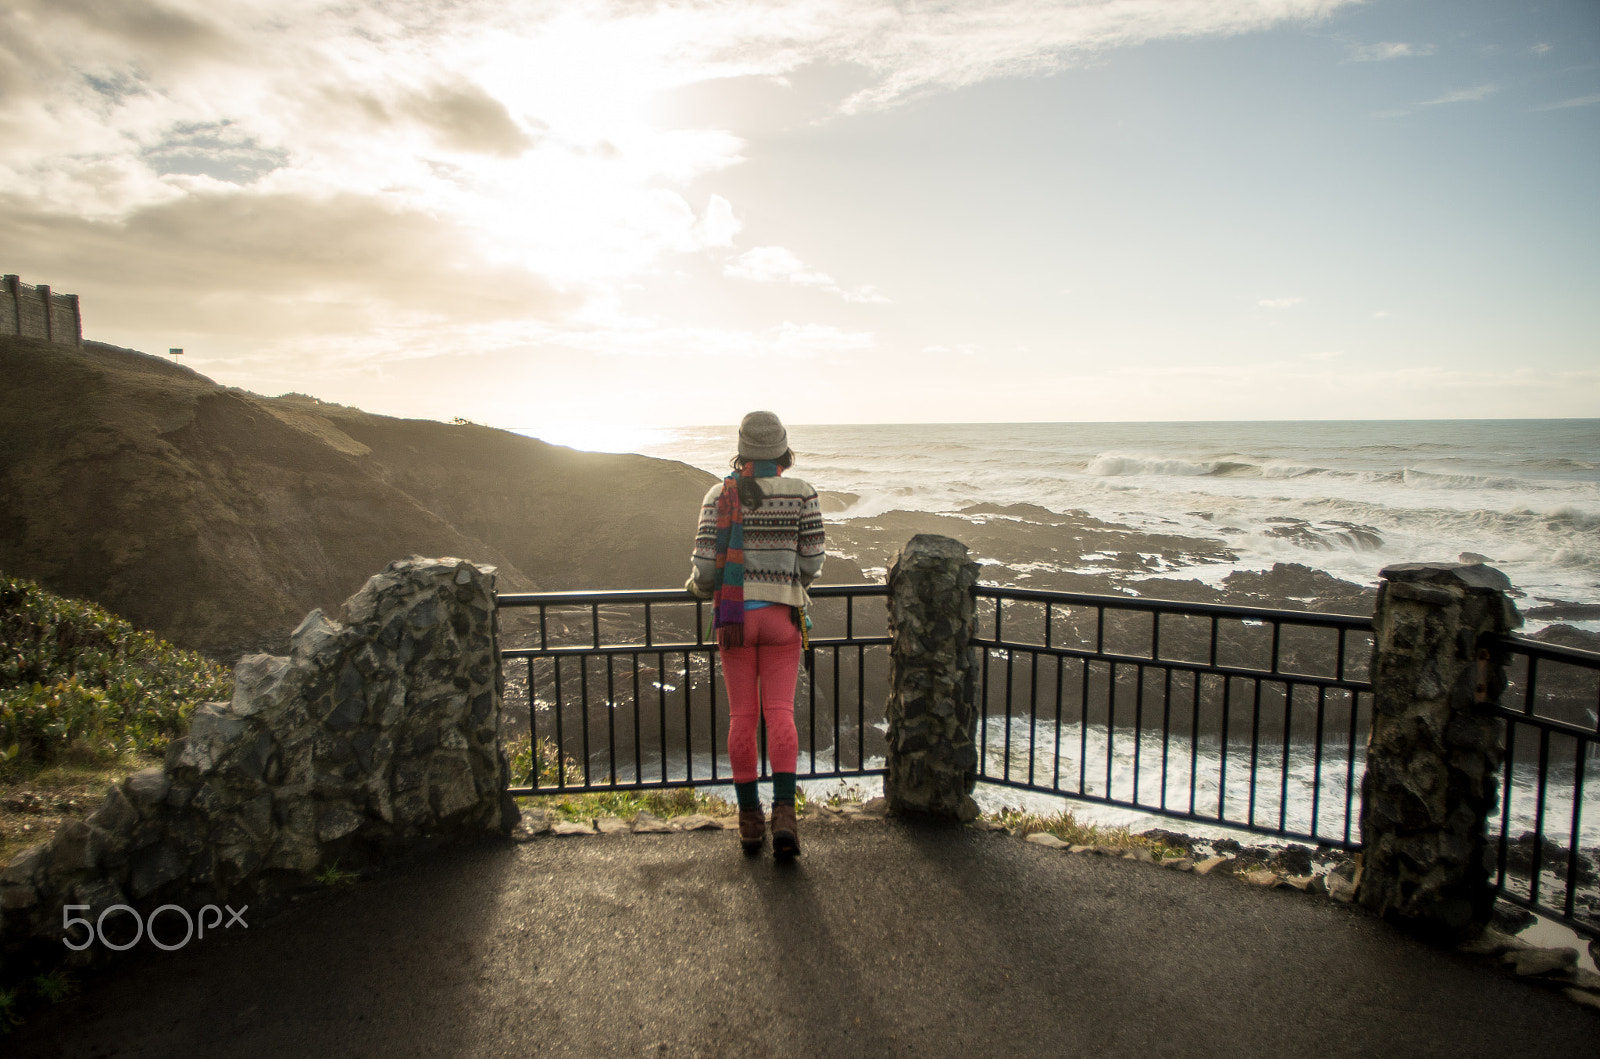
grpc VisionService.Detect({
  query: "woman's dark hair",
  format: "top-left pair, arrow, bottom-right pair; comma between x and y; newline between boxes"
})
730,450 -> 794,508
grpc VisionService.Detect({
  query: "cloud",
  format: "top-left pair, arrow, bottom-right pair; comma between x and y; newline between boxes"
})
725,245 -> 890,303
1534,93 -> 1600,112
1419,84 -> 1498,106
385,80 -> 539,158
556,319 -> 874,359
1258,297 -> 1303,309
0,189 -> 570,342
696,194 -> 741,248
1347,41 -> 1435,62
726,245 -> 836,286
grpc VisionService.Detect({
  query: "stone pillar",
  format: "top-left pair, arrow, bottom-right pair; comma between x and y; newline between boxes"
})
1,275 -> 18,336
884,534 -> 982,822
1356,562 -> 1522,941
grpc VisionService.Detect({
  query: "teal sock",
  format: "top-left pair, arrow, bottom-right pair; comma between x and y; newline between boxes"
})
735,781 -> 760,811
772,773 -> 796,804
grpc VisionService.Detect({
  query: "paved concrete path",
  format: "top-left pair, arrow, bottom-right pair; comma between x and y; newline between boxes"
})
10,817 -> 1596,1057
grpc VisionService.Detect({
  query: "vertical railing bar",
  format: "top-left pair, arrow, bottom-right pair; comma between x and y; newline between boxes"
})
682,650 -> 694,783
1004,648 -> 1015,783
1269,618 -> 1282,675
1311,684 -> 1328,843
579,655 -> 592,787
553,656 -> 566,788
591,602 -> 600,651
1028,648 -> 1040,788
712,650 -> 723,783
1531,725 -> 1552,905
1247,676 -> 1262,827
838,643 -> 851,777
1563,738 -> 1587,921
1106,660 -> 1117,800
631,652 -> 643,786
657,651 -> 669,784
1044,600 -> 1053,651
1132,662 -> 1145,807
1279,680 -> 1294,834
534,659 -> 547,793
1160,667 -> 1174,811
1344,687 -> 1363,846
857,642 -> 866,773
1189,672 -> 1203,816
1218,674 -> 1233,823
1053,653 -> 1064,792
539,604 -> 549,652
605,654 -> 617,786
1079,658 -> 1090,796
980,639 -> 991,775
807,634 -> 817,773
644,601 -> 654,648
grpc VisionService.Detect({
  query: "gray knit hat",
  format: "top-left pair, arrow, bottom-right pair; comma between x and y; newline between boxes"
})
737,410 -> 789,460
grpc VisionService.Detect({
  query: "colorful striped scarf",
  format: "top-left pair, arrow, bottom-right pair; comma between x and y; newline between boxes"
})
711,459 -> 780,648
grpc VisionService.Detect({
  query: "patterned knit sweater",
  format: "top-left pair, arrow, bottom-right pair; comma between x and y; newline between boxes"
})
689,475 -> 825,608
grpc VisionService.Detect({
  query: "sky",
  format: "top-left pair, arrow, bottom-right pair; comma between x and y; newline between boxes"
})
2,0 -> 1597,447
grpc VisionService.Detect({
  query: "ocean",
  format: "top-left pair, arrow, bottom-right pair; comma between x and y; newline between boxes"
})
628,419 -> 1600,630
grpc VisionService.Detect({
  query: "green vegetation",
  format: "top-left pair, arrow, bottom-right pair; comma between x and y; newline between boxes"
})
0,573 -> 232,773
29,971 -> 74,1005
507,733 -> 584,790
316,860 -> 359,888
517,786 -> 735,823
987,806 -> 1182,858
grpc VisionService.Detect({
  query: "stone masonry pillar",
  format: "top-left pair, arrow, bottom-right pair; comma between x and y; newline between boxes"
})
884,534 -> 982,822
1357,562 -> 1522,941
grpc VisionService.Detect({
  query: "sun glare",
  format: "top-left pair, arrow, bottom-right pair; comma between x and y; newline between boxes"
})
512,422 -> 673,455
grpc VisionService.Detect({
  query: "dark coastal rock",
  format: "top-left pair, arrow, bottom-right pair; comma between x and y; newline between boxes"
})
1490,901 -> 1537,936
1526,623 -> 1600,652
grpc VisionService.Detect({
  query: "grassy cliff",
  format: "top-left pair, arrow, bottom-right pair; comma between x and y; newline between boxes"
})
0,335 -> 718,659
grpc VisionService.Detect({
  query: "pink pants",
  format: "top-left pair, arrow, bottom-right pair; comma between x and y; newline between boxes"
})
719,605 -> 801,784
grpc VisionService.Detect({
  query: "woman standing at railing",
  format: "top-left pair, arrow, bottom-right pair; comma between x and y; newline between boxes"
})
686,411 -> 825,859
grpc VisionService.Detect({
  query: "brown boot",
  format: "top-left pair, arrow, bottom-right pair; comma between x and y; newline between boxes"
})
770,801 -> 800,859
738,808 -> 766,853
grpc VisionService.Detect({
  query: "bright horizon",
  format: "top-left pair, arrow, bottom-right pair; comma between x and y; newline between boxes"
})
4,0 -> 1597,441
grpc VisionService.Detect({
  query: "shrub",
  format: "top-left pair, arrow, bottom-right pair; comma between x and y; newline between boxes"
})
0,574 -> 232,770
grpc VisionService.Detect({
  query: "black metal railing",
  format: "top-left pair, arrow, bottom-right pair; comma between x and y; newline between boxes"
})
970,587 -> 1376,850
495,583 -> 1598,939
497,585 -> 889,795
1489,635 -> 1600,940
